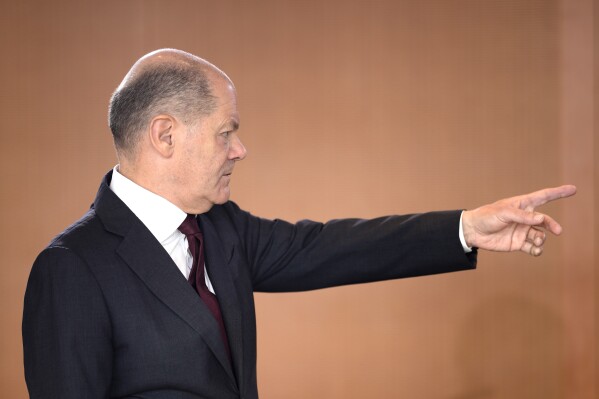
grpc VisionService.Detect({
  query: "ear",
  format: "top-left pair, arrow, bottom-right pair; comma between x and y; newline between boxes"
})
149,115 -> 176,158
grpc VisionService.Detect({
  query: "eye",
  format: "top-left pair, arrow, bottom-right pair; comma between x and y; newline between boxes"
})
221,131 -> 231,140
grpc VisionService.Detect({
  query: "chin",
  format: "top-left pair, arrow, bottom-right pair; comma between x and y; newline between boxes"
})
213,191 -> 231,205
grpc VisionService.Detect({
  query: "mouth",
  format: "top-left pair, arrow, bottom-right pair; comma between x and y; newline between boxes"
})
222,164 -> 234,178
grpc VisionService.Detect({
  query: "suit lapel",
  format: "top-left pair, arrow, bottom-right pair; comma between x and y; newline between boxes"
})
93,172 -> 236,384
199,214 -> 245,390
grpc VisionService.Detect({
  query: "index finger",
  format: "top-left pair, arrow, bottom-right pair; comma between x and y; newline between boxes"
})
521,185 -> 577,208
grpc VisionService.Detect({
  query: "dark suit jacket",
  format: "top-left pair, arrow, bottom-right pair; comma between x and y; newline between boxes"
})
23,171 -> 477,398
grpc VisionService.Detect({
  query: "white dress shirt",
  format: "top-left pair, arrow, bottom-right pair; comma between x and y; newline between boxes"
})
109,166 -> 216,294
459,213 -> 472,253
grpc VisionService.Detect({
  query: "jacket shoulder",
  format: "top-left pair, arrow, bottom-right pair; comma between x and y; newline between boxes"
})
205,201 -> 250,230
45,208 -> 116,256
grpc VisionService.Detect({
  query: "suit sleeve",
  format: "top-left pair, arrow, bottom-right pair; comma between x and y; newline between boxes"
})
224,203 -> 477,292
22,246 -> 112,399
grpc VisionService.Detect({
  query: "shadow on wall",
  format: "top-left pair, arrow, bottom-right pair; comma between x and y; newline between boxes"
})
451,296 -> 563,399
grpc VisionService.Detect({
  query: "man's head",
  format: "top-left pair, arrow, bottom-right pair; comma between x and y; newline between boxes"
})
109,49 -> 217,156
108,49 -> 247,214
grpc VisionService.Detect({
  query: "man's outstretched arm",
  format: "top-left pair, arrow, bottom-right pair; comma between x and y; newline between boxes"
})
462,185 -> 577,256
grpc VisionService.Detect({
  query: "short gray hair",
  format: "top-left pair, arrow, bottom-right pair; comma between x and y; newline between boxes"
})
108,63 -> 216,154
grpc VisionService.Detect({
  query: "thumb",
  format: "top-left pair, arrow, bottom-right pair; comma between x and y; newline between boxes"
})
500,208 -> 545,226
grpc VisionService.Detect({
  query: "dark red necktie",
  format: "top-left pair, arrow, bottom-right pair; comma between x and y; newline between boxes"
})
178,214 -> 231,359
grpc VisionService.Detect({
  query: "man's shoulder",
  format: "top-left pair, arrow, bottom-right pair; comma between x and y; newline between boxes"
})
206,200 -> 243,218
204,200 -> 255,230
46,207 -> 114,254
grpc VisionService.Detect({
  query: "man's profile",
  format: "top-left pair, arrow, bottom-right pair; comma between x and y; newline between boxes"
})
22,49 -> 576,399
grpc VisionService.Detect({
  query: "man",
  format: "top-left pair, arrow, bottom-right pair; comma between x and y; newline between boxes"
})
22,49 -> 576,399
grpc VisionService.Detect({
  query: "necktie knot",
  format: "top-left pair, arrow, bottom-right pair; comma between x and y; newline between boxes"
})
178,214 -> 202,238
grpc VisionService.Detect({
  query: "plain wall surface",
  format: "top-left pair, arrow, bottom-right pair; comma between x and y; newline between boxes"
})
1,0 -> 596,398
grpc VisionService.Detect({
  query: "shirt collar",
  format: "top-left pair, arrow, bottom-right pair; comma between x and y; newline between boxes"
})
109,166 -> 188,243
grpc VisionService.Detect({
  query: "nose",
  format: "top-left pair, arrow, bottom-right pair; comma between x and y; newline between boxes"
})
229,134 -> 247,161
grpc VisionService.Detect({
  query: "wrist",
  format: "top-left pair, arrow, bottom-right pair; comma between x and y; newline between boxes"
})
461,210 -> 476,248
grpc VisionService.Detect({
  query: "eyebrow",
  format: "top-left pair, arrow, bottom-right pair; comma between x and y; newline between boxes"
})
217,117 -> 240,133
227,119 -> 240,132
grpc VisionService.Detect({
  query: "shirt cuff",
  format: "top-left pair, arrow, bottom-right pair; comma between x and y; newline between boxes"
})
459,211 -> 473,253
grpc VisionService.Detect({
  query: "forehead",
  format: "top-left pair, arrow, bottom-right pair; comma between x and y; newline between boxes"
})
212,78 -> 237,107
209,78 -> 239,127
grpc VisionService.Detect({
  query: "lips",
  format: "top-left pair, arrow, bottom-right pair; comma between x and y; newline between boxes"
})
222,171 -> 233,178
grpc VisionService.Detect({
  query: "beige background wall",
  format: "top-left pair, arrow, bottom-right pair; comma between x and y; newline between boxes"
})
1,0 -> 595,398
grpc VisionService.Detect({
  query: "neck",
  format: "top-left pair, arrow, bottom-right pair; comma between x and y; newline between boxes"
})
116,162 -> 213,215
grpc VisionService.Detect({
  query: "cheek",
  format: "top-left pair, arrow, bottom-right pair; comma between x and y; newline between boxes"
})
210,147 -> 230,172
